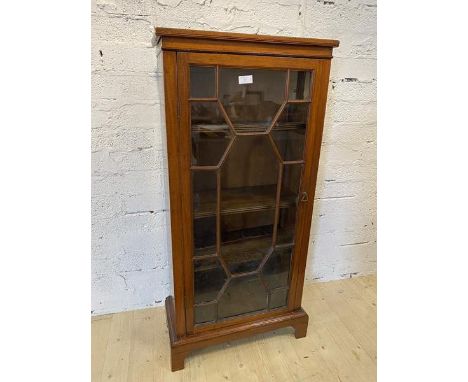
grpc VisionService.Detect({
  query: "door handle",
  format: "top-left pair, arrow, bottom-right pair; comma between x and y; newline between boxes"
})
300,191 -> 309,202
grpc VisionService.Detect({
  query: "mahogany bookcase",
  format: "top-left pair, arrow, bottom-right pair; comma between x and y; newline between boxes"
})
156,27 -> 339,371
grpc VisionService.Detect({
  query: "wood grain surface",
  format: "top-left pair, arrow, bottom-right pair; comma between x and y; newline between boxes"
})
92,275 -> 377,381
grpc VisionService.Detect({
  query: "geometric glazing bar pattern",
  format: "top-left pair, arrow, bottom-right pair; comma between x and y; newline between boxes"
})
190,64 -> 313,325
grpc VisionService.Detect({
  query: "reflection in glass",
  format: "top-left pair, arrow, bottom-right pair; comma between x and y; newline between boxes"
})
277,207 -> 297,245
190,66 -> 216,98
194,258 -> 227,304
219,135 -> 278,274
193,216 -> 216,257
218,275 -> 268,319
269,288 -> 288,309
220,68 -> 286,133
271,103 -> 309,161
221,135 -> 278,193
288,70 -> 312,100
262,246 -> 292,290
277,163 -> 302,245
221,210 -> 274,274
282,164 -> 302,200
192,170 -> 217,218
191,102 -> 232,166
194,303 -> 217,324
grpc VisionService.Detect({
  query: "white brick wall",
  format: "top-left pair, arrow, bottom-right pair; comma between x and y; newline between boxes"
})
91,0 -> 377,315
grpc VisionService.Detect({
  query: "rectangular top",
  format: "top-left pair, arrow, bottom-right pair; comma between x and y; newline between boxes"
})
155,27 -> 339,48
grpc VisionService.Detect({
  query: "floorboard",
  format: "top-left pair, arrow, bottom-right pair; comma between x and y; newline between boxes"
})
92,275 -> 377,382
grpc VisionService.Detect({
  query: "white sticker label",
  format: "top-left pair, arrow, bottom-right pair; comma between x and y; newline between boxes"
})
238,75 -> 253,85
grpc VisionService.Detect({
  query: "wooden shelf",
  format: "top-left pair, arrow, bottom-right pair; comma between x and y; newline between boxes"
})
273,122 -> 306,132
233,123 -> 270,134
221,234 -> 279,273
193,185 -> 297,219
191,122 -> 305,134
192,124 -> 230,134
194,246 -> 217,258
194,231 -> 294,260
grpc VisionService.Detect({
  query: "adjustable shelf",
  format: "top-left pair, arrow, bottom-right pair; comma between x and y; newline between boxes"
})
193,185 -> 297,219
194,229 -> 295,262
192,122 -> 306,134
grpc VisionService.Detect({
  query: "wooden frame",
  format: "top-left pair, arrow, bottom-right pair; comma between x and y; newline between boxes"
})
157,27 -> 339,371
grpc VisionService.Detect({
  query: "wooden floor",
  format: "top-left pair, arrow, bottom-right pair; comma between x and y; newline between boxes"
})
92,275 -> 376,382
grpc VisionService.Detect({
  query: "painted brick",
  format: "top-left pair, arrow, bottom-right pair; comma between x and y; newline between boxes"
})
92,14 -> 153,44
92,100 -> 162,130
91,127 -> 159,153
317,161 -> 376,184
331,80 -> 377,102
92,171 -> 165,197
315,179 -> 376,202
325,100 -> 377,124
93,0 -> 154,16
91,42 -> 158,74
322,122 -> 376,146
92,72 -> 161,101
331,57 -> 377,82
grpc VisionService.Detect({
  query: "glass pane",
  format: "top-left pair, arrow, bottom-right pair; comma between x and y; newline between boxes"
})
271,103 -> 309,161
269,288 -> 288,309
220,68 -> 286,133
191,102 -> 232,166
194,303 -> 217,324
219,135 -> 278,274
262,246 -> 292,290
221,135 -> 279,207
193,216 -> 216,257
288,70 -> 312,100
194,258 -> 227,304
218,274 -> 268,319
190,66 -> 215,98
221,210 -> 274,274
282,164 -> 302,198
190,65 -> 311,326
277,207 -> 297,245
192,170 -> 217,218
277,163 -> 302,245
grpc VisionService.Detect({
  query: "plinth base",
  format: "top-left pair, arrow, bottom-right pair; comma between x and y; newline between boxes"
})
165,296 -> 309,371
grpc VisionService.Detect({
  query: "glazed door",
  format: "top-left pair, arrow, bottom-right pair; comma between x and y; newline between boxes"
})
177,53 -> 323,332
